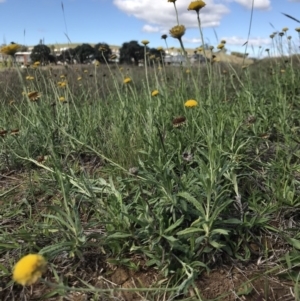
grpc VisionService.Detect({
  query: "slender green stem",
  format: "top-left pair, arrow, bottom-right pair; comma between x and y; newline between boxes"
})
196,12 -> 212,100
242,0 -> 254,66
144,45 -> 151,96
173,2 -> 180,25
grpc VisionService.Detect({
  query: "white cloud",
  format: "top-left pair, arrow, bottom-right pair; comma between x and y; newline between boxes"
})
233,0 -> 271,10
183,36 -> 271,47
113,0 -> 230,32
0,0 -> 6,2
182,37 -> 202,44
142,24 -> 160,33
222,36 -> 271,46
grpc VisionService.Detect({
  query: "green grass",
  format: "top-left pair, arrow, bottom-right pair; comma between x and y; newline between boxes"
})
1,9 -> 300,301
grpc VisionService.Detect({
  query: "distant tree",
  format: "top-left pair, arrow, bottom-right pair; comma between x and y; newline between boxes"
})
57,48 -> 76,63
94,43 -> 112,63
119,40 -> 143,65
148,47 -> 165,64
74,43 -> 95,63
30,44 -> 51,64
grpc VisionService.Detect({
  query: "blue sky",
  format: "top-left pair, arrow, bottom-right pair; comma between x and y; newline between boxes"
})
0,0 -> 300,56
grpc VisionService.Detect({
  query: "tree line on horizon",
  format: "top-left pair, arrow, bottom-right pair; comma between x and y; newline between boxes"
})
28,41 -> 165,65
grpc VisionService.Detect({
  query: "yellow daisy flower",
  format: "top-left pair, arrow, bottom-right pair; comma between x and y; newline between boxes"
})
184,99 -> 198,107
151,90 -> 159,97
141,40 -> 149,45
13,254 -> 47,286
123,77 -> 132,84
58,81 -> 67,87
169,25 -> 186,39
188,0 -> 206,12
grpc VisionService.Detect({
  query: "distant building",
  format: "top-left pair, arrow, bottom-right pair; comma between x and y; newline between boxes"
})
164,53 -> 207,66
15,52 -> 32,64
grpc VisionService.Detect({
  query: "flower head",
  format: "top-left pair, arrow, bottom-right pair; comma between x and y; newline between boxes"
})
129,167 -> 139,175
34,61 -> 40,66
99,46 -> 107,52
151,90 -> 159,97
188,1 -> 206,13
141,40 -> 149,46
27,91 -> 41,101
0,130 -> 8,137
220,39 -> 226,44
217,43 -> 225,50
169,25 -> 186,39
161,34 -> 168,40
172,116 -> 186,128
295,27 -> 300,32
168,0 -> 176,2
184,99 -> 198,107
282,27 -> 288,32
123,77 -> 132,84
26,76 -> 34,80
13,254 -> 47,286
58,81 -> 67,87
157,47 -> 163,51
59,96 -> 66,102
